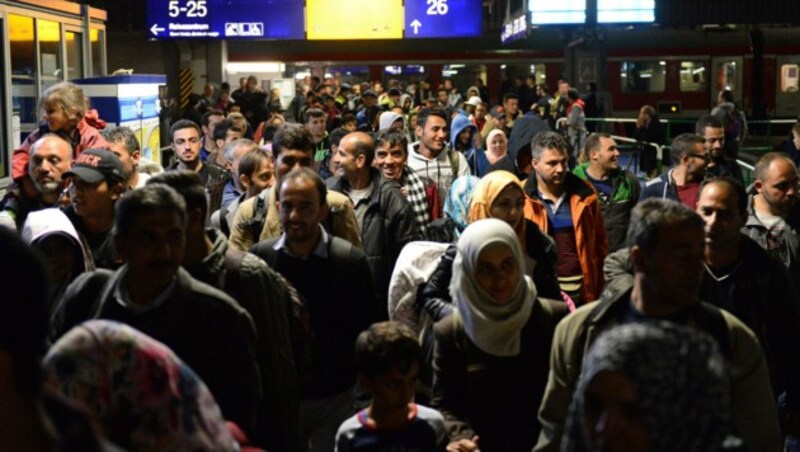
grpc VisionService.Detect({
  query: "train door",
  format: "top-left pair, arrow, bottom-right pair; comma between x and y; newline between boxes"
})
776,55 -> 800,117
0,13 -> 7,180
711,57 -> 743,107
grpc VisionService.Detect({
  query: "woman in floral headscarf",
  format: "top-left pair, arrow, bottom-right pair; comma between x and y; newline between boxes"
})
562,321 -> 736,452
43,320 -> 238,451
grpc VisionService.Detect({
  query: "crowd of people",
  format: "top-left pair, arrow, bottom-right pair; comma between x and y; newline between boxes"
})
0,75 -> 798,452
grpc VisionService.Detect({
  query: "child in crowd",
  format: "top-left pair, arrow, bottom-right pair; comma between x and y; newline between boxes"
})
12,81 -> 109,180
335,321 -> 447,452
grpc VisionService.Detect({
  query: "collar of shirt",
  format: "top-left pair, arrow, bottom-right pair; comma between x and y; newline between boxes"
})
273,224 -> 330,259
538,190 -> 568,215
114,266 -> 177,314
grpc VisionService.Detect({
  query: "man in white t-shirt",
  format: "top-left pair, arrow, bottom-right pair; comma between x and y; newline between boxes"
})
743,152 -> 800,292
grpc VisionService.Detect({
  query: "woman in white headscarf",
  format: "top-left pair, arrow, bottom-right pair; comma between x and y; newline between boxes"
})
431,219 -> 569,452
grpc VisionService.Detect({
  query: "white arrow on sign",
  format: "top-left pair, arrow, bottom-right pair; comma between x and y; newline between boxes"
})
410,19 -> 422,35
151,24 -> 165,35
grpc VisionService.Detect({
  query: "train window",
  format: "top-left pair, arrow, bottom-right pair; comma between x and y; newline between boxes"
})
679,61 -> 707,92
781,64 -> 799,93
9,14 -> 36,126
532,64 -> 547,85
66,31 -> 84,81
620,61 -> 666,93
715,61 -> 737,92
91,29 -> 105,76
38,19 -> 63,92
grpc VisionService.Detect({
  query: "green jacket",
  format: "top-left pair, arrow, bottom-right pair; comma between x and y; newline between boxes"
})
573,163 -> 640,252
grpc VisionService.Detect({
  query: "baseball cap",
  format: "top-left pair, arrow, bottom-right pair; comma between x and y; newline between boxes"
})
491,106 -> 506,120
63,149 -> 125,184
362,89 -> 378,98
388,88 -> 402,97
466,96 -> 483,107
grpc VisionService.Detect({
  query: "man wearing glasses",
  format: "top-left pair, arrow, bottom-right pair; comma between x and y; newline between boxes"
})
640,133 -> 708,209
167,119 -> 227,189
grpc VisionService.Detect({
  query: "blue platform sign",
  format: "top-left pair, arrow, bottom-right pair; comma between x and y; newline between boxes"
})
404,0 -> 482,39
147,0 -> 304,40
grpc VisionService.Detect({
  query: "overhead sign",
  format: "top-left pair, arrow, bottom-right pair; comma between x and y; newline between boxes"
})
147,0 -> 304,39
307,0 -> 403,40
529,0 -> 586,25
598,0 -> 655,23
404,0 -> 482,39
501,13 -> 527,43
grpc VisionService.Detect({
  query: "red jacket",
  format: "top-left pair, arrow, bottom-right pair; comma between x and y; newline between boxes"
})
12,112 -> 109,180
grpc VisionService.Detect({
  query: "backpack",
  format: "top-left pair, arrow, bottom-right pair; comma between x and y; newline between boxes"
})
725,109 -> 745,143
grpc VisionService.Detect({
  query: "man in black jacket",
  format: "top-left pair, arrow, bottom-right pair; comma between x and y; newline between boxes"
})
250,168 -> 378,452
147,170 -> 302,452
50,184 -> 261,437
329,131 -> 419,315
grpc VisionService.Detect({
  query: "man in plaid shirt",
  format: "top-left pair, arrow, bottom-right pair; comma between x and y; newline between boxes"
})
375,128 -> 432,234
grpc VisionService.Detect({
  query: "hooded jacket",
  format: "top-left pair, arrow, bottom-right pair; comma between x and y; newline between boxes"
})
22,208 -> 93,305
378,111 -> 404,131
523,172 -> 607,303
450,115 -> 489,177
573,163 -> 640,252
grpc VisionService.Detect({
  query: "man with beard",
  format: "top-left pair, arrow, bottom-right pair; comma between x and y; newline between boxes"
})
167,120 -> 227,189
523,131 -> 606,305
0,135 -> 72,231
250,168 -> 377,452
102,125 -> 149,189
639,133 -> 708,210
743,152 -> 800,294
573,133 -> 640,252
697,115 -> 743,183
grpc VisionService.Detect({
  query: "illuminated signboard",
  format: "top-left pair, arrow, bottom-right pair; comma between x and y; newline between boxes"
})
501,13 -> 527,43
307,0 -> 403,40
404,0 -> 482,39
598,0 -> 655,23
529,0 -> 586,25
147,0 -> 304,39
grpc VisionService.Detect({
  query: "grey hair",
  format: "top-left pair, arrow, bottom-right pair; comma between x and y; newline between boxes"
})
531,131 -> 568,160
626,198 -> 704,255
224,138 -> 258,162
101,125 -> 140,155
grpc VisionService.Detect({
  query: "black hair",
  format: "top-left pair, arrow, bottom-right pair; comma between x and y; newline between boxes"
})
416,108 -> 447,128
273,123 -> 314,156
276,167 -> 327,206
147,171 -> 208,220
115,183 -> 187,237
627,198 -> 704,254
170,119 -> 201,141
329,127 -> 350,148
201,110 -> 225,128
695,115 -> 725,135
377,128 -> 408,153
701,176 -> 747,218
213,118 -> 244,142
354,321 -> 420,379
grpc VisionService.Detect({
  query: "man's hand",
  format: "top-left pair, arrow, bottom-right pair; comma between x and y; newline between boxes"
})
446,436 -> 480,452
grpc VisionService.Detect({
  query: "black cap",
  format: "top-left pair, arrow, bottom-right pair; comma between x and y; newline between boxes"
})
340,83 -> 352,91
63,149 -> 125,184
388,88 -> 401,96
362,89 -> 378,98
